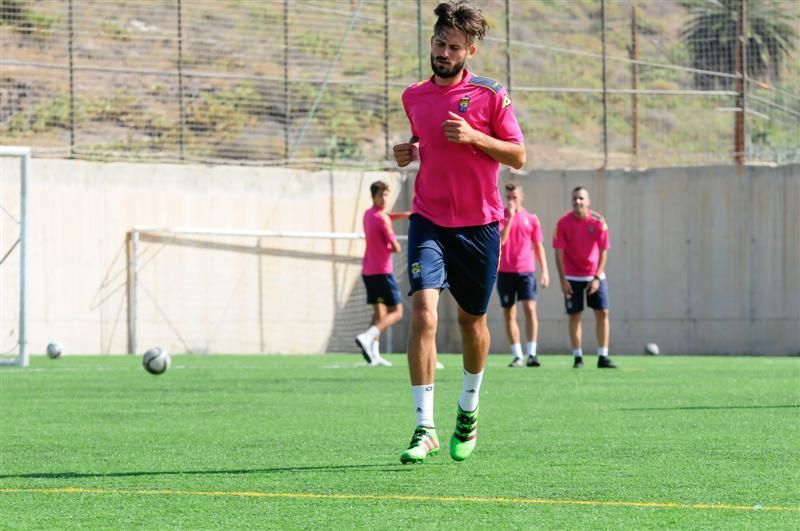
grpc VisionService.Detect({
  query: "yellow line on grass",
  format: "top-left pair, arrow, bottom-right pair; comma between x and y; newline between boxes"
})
0,487 -> 796,512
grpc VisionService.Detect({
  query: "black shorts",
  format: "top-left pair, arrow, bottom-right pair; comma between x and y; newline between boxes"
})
565,279 -> 609,314
362,274 -> 402,306
406,214 -> 500,316
496,272 -> 537,308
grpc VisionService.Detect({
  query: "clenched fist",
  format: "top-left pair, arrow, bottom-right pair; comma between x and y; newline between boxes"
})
393,142 -> 419,167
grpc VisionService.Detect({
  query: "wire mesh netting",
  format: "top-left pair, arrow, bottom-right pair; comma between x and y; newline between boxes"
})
127,229 -> 409,355
1,0 -> 798,168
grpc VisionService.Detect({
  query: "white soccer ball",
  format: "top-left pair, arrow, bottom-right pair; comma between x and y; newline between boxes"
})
645,342 -> 660,356
143,347 -> 171,375
46,342 -> 63,359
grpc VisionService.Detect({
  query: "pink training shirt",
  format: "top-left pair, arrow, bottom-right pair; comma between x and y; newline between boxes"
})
552,210 -> 610,278
402,68 -> 524,228
499,209 -> 543,273
362,205 -> 397,275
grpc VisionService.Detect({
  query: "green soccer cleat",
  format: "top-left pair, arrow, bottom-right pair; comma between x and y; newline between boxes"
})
400,426 -> 440,464
449,405 -> 479,462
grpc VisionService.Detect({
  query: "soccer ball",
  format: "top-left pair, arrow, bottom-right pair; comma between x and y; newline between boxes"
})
142,347 -> 171,375
46,342 -> 63,359
644,342 -> 660,356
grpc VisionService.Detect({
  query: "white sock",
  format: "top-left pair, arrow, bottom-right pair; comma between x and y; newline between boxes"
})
458,369 -> 483,412
412,384 -> 435,428
573,348 -> 583,358
362,325 -> 380,342
511,343 -> 523,359
371,339 -> 380,359
598,346 -> 609,357
526,341 -> 537,357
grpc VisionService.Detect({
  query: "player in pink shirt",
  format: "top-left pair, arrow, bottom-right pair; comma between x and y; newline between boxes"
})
497,182 -> 550,368
355,181 -> 410,368
552,186 -> 617,369
392,1 -> 525,465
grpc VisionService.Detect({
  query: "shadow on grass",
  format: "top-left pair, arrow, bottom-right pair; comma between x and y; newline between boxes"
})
620,404 -> 799,411
0,462 -> 429,480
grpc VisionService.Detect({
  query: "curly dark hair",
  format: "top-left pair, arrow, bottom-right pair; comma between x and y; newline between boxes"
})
433,1 -> 488,45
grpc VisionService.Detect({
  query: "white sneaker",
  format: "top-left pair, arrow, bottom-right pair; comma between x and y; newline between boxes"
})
371,355 -> 393,367
508,356 -> 524,368
355,333 -> 375,365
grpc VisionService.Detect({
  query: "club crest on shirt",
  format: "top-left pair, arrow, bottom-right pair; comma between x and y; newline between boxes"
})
458,96 -> 470,113
588,224 -> 594,233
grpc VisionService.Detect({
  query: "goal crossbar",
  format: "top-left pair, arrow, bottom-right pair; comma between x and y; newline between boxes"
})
133,226 -> 408,241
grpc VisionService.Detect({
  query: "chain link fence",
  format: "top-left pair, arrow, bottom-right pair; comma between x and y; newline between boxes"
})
1,0 -> 798,169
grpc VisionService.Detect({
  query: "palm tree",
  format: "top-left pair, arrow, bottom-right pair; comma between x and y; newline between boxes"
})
681,0 -> 798,89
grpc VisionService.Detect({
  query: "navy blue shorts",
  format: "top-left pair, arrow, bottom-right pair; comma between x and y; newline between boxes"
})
362,274 -> 402,306
406,214 -> 500,316
496,272 -> 538,308
564,279 -> 609,314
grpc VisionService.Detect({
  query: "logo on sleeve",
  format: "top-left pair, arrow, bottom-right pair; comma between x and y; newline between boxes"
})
502,94 -> 512,108
458,96 -> 471,113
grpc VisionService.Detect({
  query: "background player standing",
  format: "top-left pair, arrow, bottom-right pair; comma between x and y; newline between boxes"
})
552,186 -> 617,369
497,182 -> 550,368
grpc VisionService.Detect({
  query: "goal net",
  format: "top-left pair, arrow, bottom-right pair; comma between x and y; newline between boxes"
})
0,146 -> 30,367
126,227 -> 409,356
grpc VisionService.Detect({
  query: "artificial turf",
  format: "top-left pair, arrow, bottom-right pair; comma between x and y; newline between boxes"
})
1,354 -> 798,529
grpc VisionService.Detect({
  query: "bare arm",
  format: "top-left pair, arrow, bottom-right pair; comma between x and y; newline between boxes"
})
555,248 -> 572,296
442,112 -> 526,169
596,249 -> 607,278
472,133 -> 526,169
388,211 -> 412,221
588,249 -> 607,295
499,207 -> 516,245
383,215 -> 401,253
534,242 -> 550,288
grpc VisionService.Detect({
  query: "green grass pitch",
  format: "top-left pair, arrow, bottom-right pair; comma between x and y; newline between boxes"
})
1,354 -> 798,528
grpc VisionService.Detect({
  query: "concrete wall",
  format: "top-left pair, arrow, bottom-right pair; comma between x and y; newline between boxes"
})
473,164 -> 800,356
1,159 -> 797,356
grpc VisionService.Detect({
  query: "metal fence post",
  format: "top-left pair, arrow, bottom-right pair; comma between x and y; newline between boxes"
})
384,0 -> 390,161
505,0 -> 512,92
177,0 -> 185,161
284,0 -> 290,161
631,3 -> 639,159
68,0 -> 75,157
734,0 -> 746,166
417,0 -> 423,80
600,0 -> 609,169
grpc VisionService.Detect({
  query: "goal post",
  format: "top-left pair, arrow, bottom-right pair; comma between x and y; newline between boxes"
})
0,146 -> 30,367
126,226 -> 408,356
